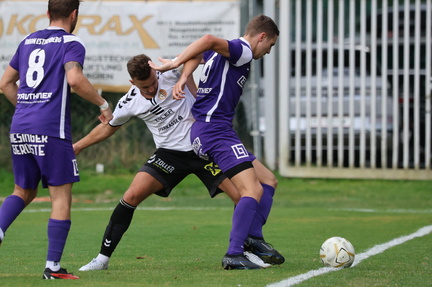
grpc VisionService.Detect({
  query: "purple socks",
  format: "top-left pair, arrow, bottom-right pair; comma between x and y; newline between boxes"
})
249,184 -> 275,239
227,196 -> 258,255
0,195 -> 26,234
47,218 -> 71,262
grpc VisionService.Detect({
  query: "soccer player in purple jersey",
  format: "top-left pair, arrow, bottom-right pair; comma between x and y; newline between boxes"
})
76,54 -> 276,272
0,0 -> 113,279
150,14 -> 281,269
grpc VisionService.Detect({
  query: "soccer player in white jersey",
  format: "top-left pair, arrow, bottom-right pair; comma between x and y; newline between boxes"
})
149,14 -> 281,269
0,0 -> 113,279
76,53 -> 282,272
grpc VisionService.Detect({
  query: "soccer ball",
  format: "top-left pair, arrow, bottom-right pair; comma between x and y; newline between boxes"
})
319,236 -> 355,268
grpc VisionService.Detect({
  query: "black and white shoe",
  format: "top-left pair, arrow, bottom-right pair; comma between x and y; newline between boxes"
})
222,253 -> 263,270
244,236 -> 285,265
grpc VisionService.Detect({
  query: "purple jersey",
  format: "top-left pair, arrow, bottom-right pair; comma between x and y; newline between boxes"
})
191,37 -> 253,125
9,27 -> 86,140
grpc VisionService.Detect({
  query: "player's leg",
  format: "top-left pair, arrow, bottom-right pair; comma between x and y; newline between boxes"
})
0,185 -> 37,245
0,137 -> 40,246
245,159 -> 285,265
99,171 -> 162,257
217,178 -> 240,203
80,148 -> 186,271
191,122 -> 264,269
222,167 -> 264,269
248,159 -> 276,238
43,183 -> 79,279
41,136 -> 80,279
79,171 -> 163,271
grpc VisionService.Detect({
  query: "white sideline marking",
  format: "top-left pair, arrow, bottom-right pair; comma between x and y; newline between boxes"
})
22,206 -> 432,214
335,208 -> 432,214
267,225 -> 432,287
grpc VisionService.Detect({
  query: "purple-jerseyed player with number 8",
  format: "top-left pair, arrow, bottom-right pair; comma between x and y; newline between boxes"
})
150,14 -> 281,270
0,0 -> 113,279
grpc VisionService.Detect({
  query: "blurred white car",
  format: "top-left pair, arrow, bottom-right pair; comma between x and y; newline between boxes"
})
287,45 -> 394,165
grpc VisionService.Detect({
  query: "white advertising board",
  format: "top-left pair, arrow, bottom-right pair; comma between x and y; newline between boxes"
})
0,0 -> 240,92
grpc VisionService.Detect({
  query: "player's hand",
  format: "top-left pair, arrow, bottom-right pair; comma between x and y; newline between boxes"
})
148,57 -> 179,72
172,78 -> 187,100
72,143 -> 81,155
98,108 -> 113,124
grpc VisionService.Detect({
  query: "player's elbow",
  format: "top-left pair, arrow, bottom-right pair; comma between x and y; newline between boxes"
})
66,73 -> 81,88
201,34 -> 218,48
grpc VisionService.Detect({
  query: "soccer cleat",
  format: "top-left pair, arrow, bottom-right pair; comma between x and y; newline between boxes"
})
244,236 -> 285,265
79,258 -> 108,271
222,253 -> 263,270
43,268 -> 79,279
244,251 -> 272,268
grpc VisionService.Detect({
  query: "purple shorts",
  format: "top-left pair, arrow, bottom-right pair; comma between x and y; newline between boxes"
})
190,121 -> 255,174
10,133 -> 80,189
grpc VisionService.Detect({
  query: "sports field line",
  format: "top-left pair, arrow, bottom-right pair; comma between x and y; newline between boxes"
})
336,208 -> 432,214
21,206 -> 432,214
267,224 -> 432,287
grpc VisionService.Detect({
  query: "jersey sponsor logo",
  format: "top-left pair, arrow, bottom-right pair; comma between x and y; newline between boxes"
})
72,159 -> 79,176
10,133 -> 48,143
158,89 -> 167,100
154,108 -> 174,122
197,87 -> 212,94
158,115 -> 183,133
10,133 -> 48,156
153,158 -> 175,174
204,162 -> 221,176
17,92 -> 52,102
24,36 -> 62,45
11,143 -> 46,156
237,75 -> 247,88
231,143 -> 248,159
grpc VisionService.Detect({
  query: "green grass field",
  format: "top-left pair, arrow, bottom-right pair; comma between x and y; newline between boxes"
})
0,169 -> 431,286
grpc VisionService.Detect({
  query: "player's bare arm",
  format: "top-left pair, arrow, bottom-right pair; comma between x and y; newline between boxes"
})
64,61 -> 113,123
0,65 -> 20,106
73,123 -> 121,155
174,54 -> 202,99
149,34 -> 229,73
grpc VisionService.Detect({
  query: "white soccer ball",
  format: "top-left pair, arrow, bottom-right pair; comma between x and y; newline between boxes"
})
319,236 -> 355,268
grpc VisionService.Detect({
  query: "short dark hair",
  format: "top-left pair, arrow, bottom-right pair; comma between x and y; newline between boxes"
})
245,14 -> 280,39
48,0 -> 81,21
127,54 -> 153,81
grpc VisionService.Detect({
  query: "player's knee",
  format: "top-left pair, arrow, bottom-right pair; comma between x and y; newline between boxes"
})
262,175 -> 278,189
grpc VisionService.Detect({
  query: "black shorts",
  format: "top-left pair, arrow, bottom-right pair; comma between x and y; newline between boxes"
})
140,148 -> 227,198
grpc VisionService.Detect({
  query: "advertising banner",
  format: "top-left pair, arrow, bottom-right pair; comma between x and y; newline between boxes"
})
0,0 -> 240,92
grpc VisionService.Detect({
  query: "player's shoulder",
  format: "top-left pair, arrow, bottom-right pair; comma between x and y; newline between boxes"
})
227,37 -> 252,66
158,69 -> 180,81
63,34 -> 85,47
116,86 -> 141,109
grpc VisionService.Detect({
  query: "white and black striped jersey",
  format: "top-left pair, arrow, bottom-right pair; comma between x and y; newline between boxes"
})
109,70 -> 196,152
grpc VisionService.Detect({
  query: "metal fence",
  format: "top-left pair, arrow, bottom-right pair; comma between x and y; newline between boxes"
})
274,0 -> 431,179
